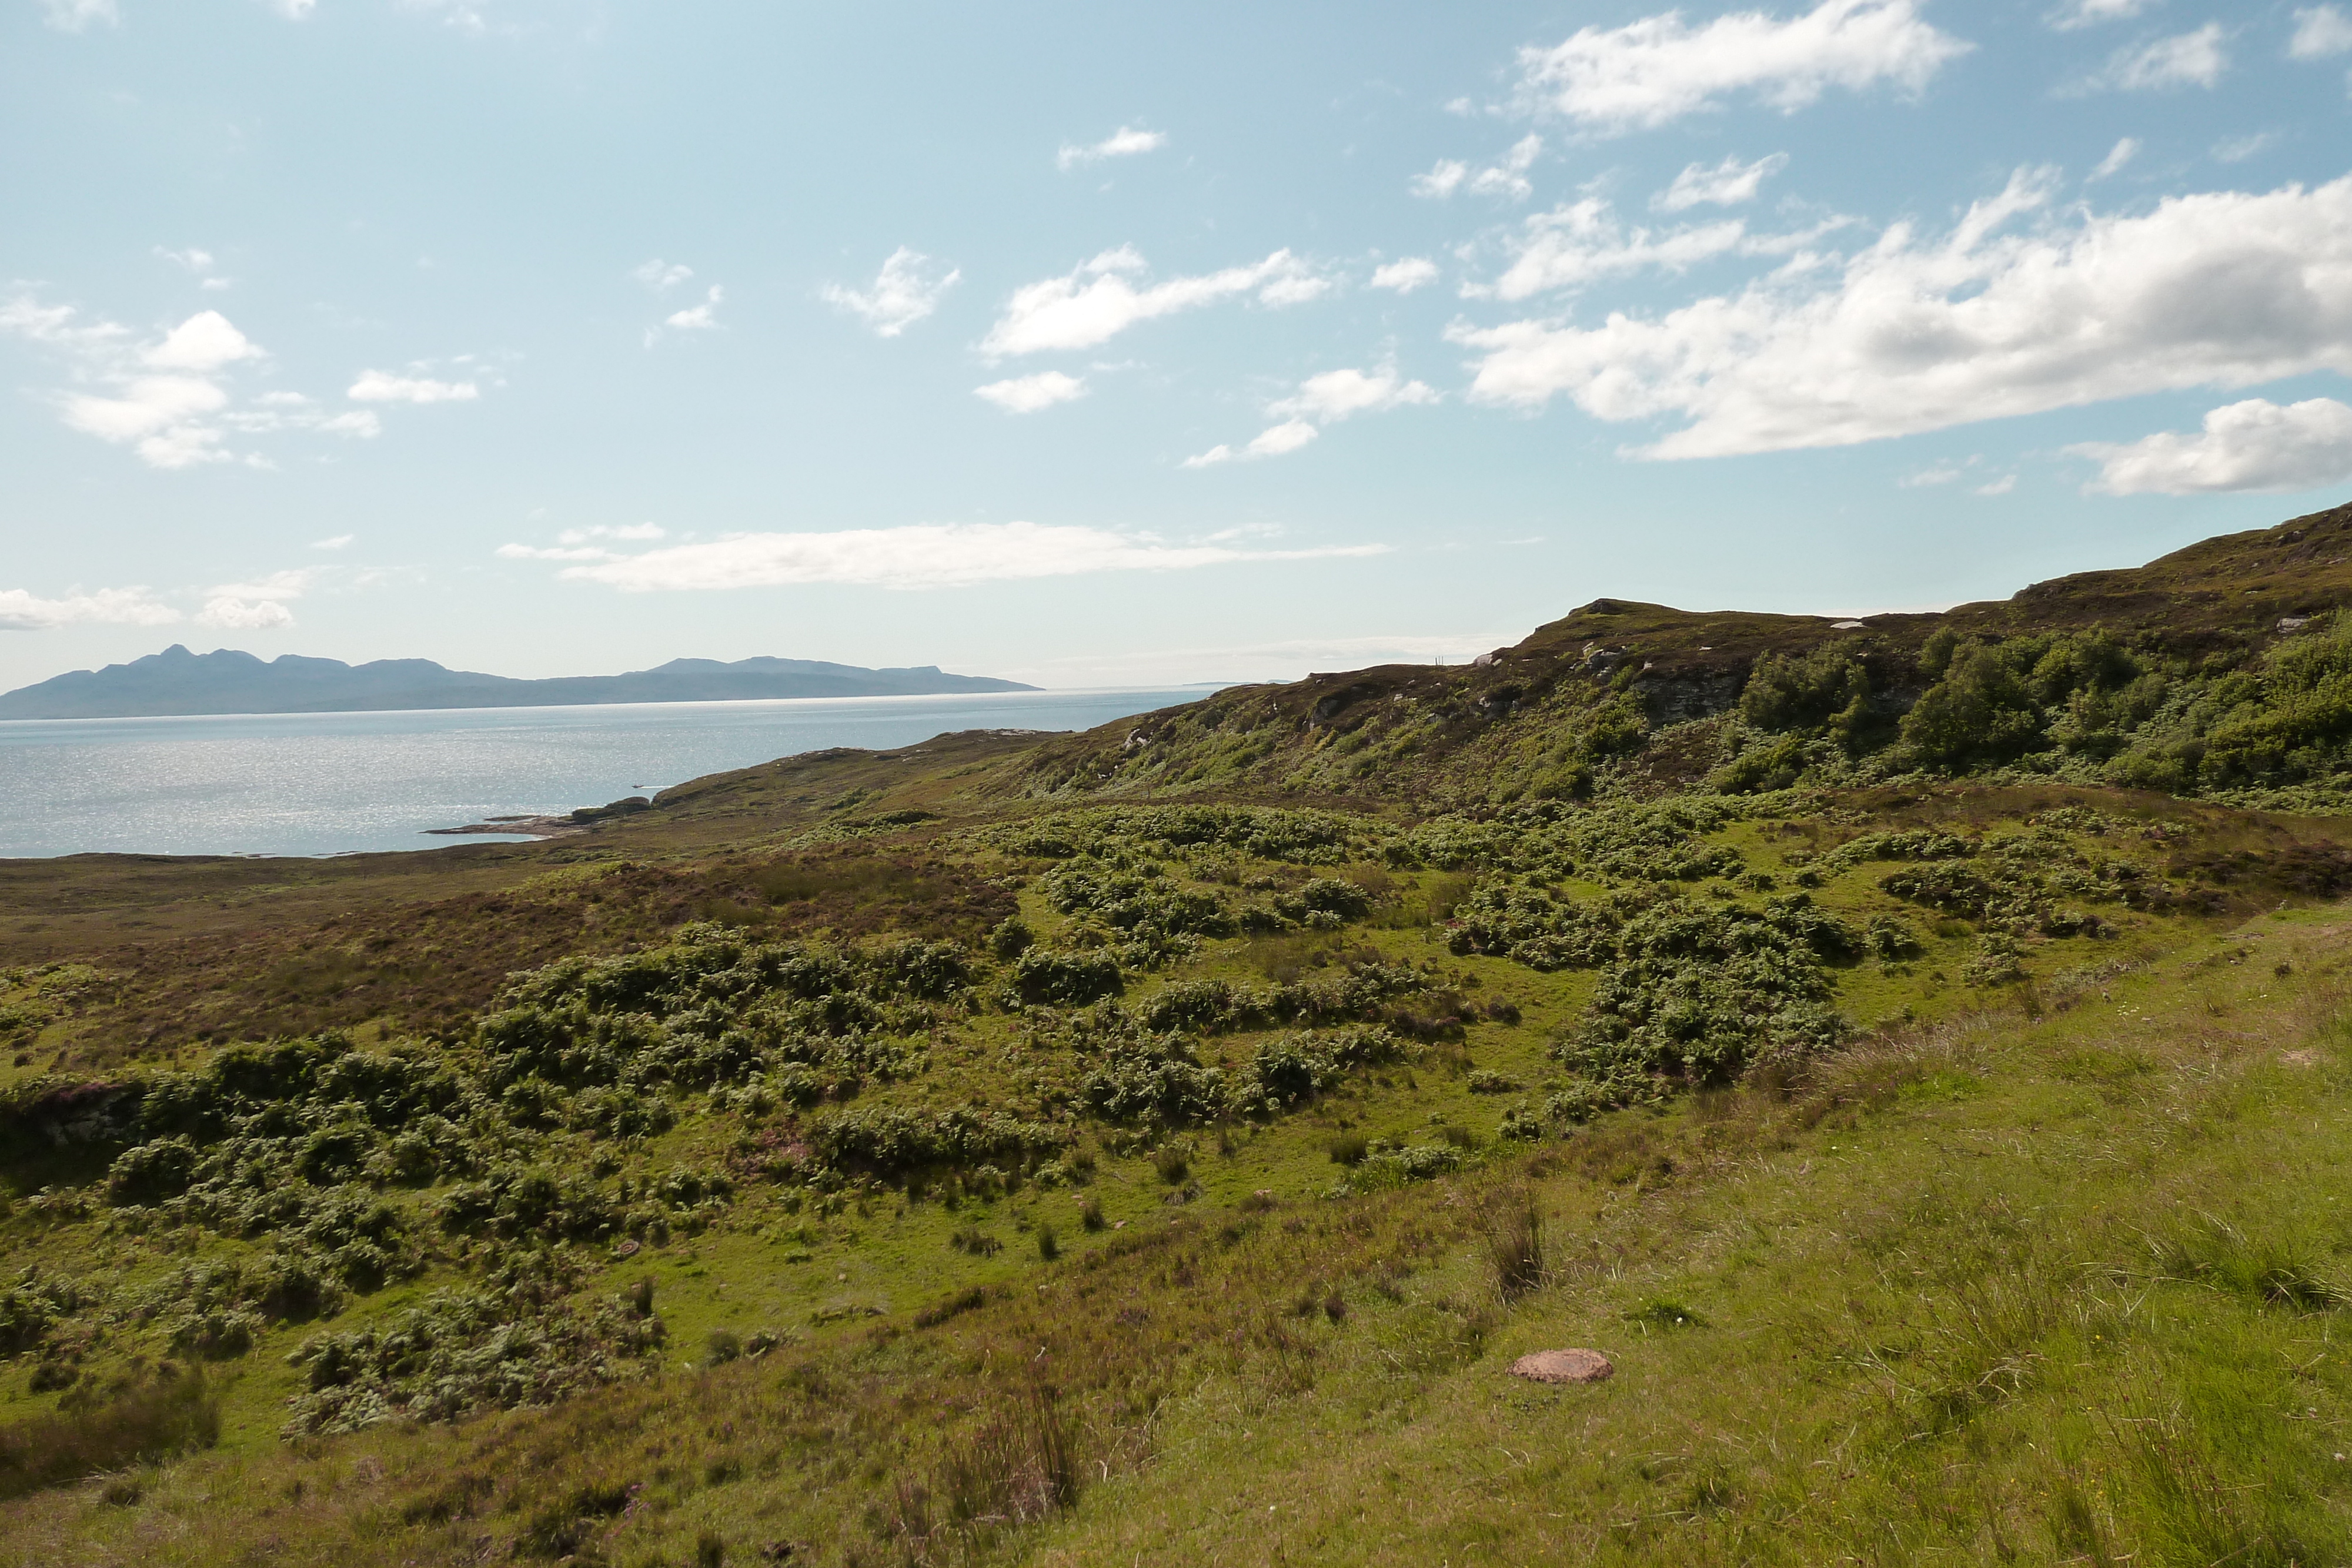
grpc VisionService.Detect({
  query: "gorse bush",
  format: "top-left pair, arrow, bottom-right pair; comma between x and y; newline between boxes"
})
284,1280 -> 667,1436
1559,895 -> 1855,1089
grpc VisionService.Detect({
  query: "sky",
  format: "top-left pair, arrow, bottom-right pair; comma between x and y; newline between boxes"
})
5,0 -> 2352,693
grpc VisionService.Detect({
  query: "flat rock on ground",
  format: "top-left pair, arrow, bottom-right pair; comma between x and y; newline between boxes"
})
1510,1349 -> 1614,1385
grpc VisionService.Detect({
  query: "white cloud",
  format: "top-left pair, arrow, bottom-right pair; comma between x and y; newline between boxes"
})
39,0 -> 117,31
1655,152 -> 1790,211
63,377 -> 229,444
494,523 -> 667,563
1411,159 -> 1470,199
975,372 -> 1088,413
1975,473 -> 2017,496
1474,196 -> 1830,302
1512,0 -> 1971,134
1412,136 -> 1543,202
0,300 -> 282,466
533,521 -> 1387,591
312,534 -> 356,550
1178,422 -> 1320,467
348,369 -> 480,403
1448,169 -> 2352,459
2069,397 -> 2352,493
266,0 -> 316,17
1056,126 -> 1169,171
822,248 -> 959,337
2,300 -> 439,465
980,246 -> 1327,357
2047,0 -> 2158,29
2086,24 -> 2227,91
2213,131 -> 2277,164
402,0 -> 495,33
1899,460 -> 1968,486
664,286 -> 724,331
1472,136 -> 1544,200
208,569 -> 318,601
156,246 -> 216,274
1369,258 -> 1441,293
198,597 -> 296,630
633,259 -> 694,292
2291,6 -> 2352,59
560,523 -> 665,544
145,310 -> 261,373
0,587 -> 176,633
2091,136 -> 2140,179
1188,364 -> 1438,467
1269,365 -> 1440,423
497,543 -> 616,563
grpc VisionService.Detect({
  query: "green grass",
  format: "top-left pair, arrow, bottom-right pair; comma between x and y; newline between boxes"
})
7,905 -> 2352,1564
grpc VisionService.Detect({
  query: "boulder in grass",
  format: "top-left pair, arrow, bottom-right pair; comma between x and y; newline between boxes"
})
1509,1348 -> 1613,1385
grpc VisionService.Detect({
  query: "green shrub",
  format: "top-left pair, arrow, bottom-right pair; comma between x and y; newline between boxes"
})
1007,948 -> 1124,1006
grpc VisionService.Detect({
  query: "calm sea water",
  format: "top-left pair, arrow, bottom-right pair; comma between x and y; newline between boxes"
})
0,688 -> 1203,860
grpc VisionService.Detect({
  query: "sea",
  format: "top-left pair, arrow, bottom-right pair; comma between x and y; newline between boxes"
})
0,688 -> 1205,860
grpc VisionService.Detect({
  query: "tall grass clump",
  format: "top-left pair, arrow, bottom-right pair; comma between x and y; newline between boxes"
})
1484,1191 -> 1546,1303
0,1374 -> 220,1499
886,1380 -> 1081,1554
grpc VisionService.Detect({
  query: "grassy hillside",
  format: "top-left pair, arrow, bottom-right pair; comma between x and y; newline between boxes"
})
4,507 -> 2352,1566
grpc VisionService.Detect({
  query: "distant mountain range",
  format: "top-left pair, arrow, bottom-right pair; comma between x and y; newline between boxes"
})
0,646 -> 1038,720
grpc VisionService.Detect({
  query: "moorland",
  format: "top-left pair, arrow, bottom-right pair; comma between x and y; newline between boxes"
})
8,503 -> 2352,1564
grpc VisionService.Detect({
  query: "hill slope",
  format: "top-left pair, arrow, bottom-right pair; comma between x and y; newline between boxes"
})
0,646 -> 1036,720
1004,500 -> 2352,809
3,502 -> 2352,1568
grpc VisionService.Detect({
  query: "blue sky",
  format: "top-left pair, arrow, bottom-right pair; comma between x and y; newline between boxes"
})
5,0 -> 2352,691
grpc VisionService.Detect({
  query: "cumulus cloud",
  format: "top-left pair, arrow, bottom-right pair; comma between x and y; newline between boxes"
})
1471,196 -> 1846,302
188,567 -> 315,631
1057,126 -> 1169,170
0,586 -> 177,633
633,259 -> 694,292
40,0 -> 117,31
1413,136 -> 1544,201
1370,258 -> 1441,293
2047,0 -> 2158,29
1269,365 -> 1441,423
496,523 -> 669,563
663,286 -> 724,331
2084,24 -> 2228,91
1446,169 -> 2352,459
155,246 -> 231,289
198,597 -> 296,630
1655,152 -> 1790,211
1187,363 -> 1439,467
980,246 -> 1327,357
2069,397 -> 2352,493
528,521 -> 1385,592
1183,422 -> 1322,467
312,534 -> 356,550
974,372 -> 1088,413
348,369 -> 479,403
1411,160 -> 1470,199
1512,0 -> 1971,134
146,310 -> 262,373
0,300 -> 333,469
2292,5 -> 2352,58
2091,136 -> 2140,179
823,248 -> 959,337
